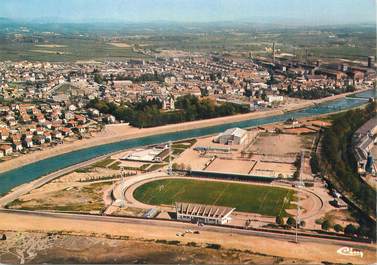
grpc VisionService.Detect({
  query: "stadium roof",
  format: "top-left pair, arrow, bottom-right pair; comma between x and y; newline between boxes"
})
175,202 -> 235,219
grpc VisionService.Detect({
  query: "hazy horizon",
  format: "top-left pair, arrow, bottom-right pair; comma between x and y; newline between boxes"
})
0,0 -> 375,26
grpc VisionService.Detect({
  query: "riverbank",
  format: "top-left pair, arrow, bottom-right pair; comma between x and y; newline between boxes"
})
0,88 -> 371,174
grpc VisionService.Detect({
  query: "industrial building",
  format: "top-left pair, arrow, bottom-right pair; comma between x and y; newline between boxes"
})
175,202 -> 235,225
213,127 -> 247,145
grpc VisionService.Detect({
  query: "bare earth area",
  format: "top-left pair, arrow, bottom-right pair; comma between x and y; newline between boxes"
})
0,213 -> 375,264
0,231 -> 308,264
249,134 -> 302,156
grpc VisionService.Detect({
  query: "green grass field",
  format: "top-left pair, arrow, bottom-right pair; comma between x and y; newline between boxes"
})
133,179 -> 295,216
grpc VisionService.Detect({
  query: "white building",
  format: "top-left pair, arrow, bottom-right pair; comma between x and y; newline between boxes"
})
175,202 -> 235,225
122,146 -> 169,163
214,127 -> 247,145
267,95 -> 284,103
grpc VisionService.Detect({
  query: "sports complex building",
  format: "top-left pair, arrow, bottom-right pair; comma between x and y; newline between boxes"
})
213,127 -> 248,145
121,145 -> 169,163
175,202 -> 235,224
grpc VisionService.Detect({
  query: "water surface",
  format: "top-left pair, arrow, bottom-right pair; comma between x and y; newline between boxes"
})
0,89 -> 374,195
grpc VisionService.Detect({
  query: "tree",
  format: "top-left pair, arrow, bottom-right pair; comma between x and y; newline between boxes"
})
286,217 -> 296,227
244,89 -> 252,98
344,224 -> 357,236
94,73 -> 103,84
321,220 -> 330,231
200,88 -> 209,97
334,224 -> 343,233
310,153 -> 320,174
275,216 -> 284,225
287,84 -> 293,95
172,163 -> 179,170
356,225 -> 369,238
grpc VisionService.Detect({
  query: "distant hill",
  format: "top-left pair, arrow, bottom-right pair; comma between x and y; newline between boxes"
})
0,17 -> 18,26
0,17 -> 11,23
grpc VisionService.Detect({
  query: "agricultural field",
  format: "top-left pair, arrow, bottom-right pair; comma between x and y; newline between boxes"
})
0,38 -> 147,62
0,23 -> 374,61
133,178 -> 295,216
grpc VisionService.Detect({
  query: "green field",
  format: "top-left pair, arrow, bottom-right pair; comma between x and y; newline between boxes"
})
0,24 -> 374,62
133,179 -> 295,216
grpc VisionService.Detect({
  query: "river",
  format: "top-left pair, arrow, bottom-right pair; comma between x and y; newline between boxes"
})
0,89 -> 375,195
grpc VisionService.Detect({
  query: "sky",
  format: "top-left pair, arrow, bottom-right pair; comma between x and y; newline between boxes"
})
0,0 -> 375,25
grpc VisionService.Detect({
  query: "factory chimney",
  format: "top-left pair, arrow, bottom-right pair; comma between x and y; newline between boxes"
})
368,56 -> 374,68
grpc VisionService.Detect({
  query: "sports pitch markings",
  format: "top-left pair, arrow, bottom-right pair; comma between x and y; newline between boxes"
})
133,178 -> 295,216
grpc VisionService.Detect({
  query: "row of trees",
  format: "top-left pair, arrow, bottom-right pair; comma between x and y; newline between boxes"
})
115,72 -> 169,83
321,102 -> 376,216
92,70 -> 173,85
87,95 -> 250,128
282,85 -> 356,100
276,216 -> 361,236
320,102 -> 376,240
321,221 -> 360,236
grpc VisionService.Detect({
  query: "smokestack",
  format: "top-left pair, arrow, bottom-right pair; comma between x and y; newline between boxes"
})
272,42 -> 275,63
368,56 -> 374,68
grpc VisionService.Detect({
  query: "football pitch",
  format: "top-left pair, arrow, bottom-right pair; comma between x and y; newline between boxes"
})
133,178 -> 296,216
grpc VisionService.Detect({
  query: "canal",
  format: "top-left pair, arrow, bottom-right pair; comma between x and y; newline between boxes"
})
0,89 -> 375,195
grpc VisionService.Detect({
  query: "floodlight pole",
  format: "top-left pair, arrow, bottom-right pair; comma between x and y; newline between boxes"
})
295,151 -> 304,243
168,141 -> 172,176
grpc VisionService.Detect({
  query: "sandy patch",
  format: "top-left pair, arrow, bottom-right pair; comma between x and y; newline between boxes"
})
109,42 -> 132,48
35,44 -> 67,48
31,50 -> 70,54
206,158 -> 253,174
249,134 -> 302,156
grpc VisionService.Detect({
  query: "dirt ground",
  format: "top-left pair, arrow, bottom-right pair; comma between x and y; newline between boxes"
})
249,134 -> 303,156
7,177 -> 113,214
0,213 -> 375,264
0,231 -> 310,264
108,42 -> 132,48
206,158 -> 253,174
251,161 -> 296,178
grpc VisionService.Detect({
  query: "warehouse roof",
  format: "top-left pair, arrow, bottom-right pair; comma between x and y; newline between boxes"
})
222,127 -> 247,138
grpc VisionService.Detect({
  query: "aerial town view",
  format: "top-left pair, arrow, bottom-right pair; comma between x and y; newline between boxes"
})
0,0 -> 376,264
